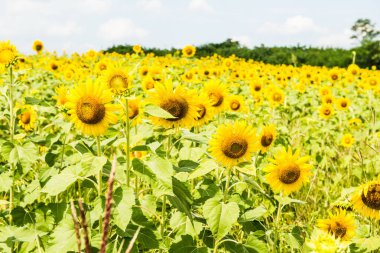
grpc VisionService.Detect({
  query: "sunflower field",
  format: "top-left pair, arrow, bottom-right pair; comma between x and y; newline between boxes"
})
1,40 -> 380,253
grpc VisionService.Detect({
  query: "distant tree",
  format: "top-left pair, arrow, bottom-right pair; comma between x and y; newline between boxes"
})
350,18 -> 380,45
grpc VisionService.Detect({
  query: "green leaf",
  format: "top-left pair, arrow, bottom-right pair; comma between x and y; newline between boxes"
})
41,166 -> 78,196
168,177 -> 193,224
45,216 -> 78,253
22,179 -> 40,206
244,235 -> 269,253
354,237 -> 380,251
144,104 -> 177,119
189,159 -> 218,179
203,198 -> 240,240
274,195 -> 306,206
169,235 -> 208,253
239,206 -> 267,222
0,171 -> 13,192
114,187 -> 135,230
132,158 -> 156,179
145,156 -> 174,187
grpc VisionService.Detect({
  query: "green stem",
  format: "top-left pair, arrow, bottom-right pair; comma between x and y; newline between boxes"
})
352,51 -> 356,64
8,66 -> 14,224
161,195 -> 167,237
96,136 -> 103,233
125,98 -> 131,187
223,169 -> 231,203
274,201 -> 283,253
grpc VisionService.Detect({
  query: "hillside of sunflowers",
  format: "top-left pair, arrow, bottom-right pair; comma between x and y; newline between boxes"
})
1,39 -> 380,253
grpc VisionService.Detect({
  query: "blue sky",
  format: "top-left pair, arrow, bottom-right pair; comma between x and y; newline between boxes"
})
1,0 -> 379,54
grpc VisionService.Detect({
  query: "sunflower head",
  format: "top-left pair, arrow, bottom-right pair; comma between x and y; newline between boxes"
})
194,93 -> 215,126
341,134 -> 354,148
32,40 -> 44,53
319,104 -> 334,119
257,125 -> 277,153
147,82 -> 198,128
209,122 -> 257,168
267,88 -> 285,107
227,95 -> 247,113
352,180 -> 380,220
0,41 -> 17,66
133,44 -> 142,54
203,80 -> 229,113
103,68 -> 132,93
182,45 -> 196,57
317,209 -> 356,241
66,80 -> 119,136
264,147 -> 312,195
336,97 -> 351,111
18,106 -> 37,132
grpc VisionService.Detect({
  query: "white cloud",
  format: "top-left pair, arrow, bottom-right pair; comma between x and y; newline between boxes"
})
137,0 -> 162,11
258,15 -> 322,35
47,21 -> 82,37
317,29 -> 352,48
98,18 -> 148,43
232,36 -> 252,47
77,0 -> 110,13
188,0 -> 213,12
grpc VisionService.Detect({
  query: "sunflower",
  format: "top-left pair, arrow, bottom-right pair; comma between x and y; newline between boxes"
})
264,147 -> 312,195
103,67 -> 132,93
336,97 -> 351,111
319,86 -> 332,97
250,79 -> 263,95
317,209 -> 356,241
18,106 -> 37,131
227,95 -> 247,113
53,85 -> 69,106
329,68 -> 340,82
142,76 -> 156,91
319,104 -> 334,119
66,80 -> 119,136
203,80 -> 229,113
182,45 -> 196,57
194,93 -> 215,126
322,95 -> 334,104
49,61 -> 59,71
347,64 -> 360,76
147,82 -> 198,128
0,41 -> 17,65
32,40 -> 44,53
139,66 -> 150,77
352,180 -> 380,220
341,134 -> 354,148
267,87 -> 285,107
348,118 -> 362,130
257,125 -> 277,153
209,121 -> 257,168
133,44 -> 142,54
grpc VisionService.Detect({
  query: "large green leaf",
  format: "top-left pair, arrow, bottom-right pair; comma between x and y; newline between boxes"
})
169,235 -> 207,253
203,198 -> 240,240
145,156 -> 174,187
144,104 -> 177,119
189,159 -> 218,179
41,166 -> 78,196
0,171 -> 13,192
114,187 -> 135,230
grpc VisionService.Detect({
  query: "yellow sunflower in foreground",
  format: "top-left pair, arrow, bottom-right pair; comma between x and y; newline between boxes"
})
317,209 -> 356,241
103,67 -> 132,93
352,180 -> 380,220
341,134 -> 354,148
257,125 -> 277,153
264,147 -> 312,195
182,45 -> 196,57
148,82 -> 199,128
32,40 -> 44,53
66,80 -> 119,136
209,122 -> 256,168
0,41 -> 17,65
18,106 -> 37,131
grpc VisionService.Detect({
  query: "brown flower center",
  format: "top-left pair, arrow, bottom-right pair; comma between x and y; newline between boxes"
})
261,134 -> 273,147
272,92 -> 282,102
279,165 -> 300,184
76,96 -> 106,124
361,184 -> 380,210
161,98 -> 189,122
222,138 -> 248,159
331,74 -> 338,80
196,104 -> 206,120
209,92 -> 223,107
329,223 -> 347,238
324,109 -> 331,116
128,105 -> 139,119
21,111 -> 31,124
230,100 -> 240,110
36,44 -> 42,51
